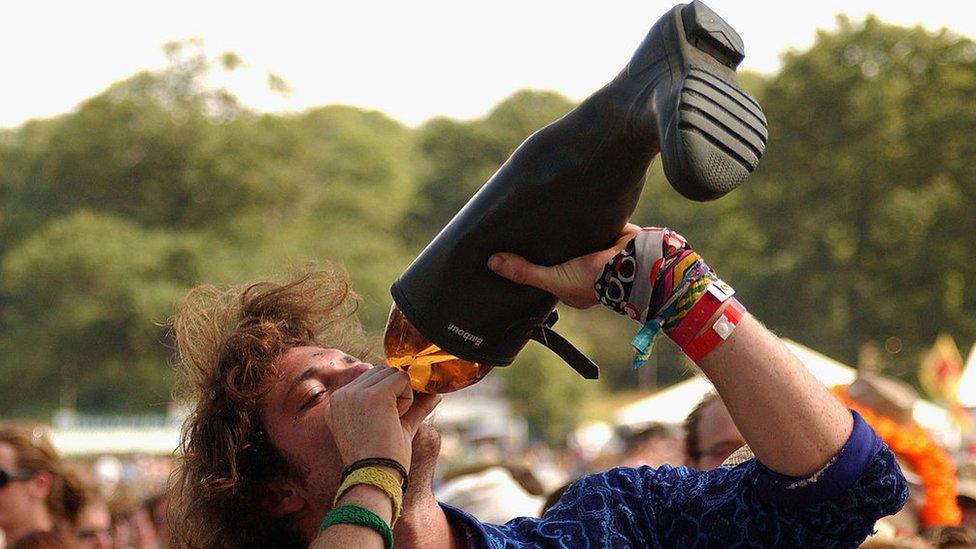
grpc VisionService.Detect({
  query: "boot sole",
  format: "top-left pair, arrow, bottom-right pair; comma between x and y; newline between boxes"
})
661,1 -> 768,200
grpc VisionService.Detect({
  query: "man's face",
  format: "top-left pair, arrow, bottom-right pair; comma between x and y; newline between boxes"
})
75,501 -> 112,549
0,442 -> 47,538
692,401 -> 746,470
261,346 -> 372,511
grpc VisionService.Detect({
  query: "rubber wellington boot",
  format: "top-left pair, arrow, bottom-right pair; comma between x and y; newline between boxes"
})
386,1 -> 767,393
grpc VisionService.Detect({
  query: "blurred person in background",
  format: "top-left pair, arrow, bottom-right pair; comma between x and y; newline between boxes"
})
0,423 -> 84,546
955,460 -> 976,530
108,491 -> 157,549
107,491 -> 136,549
169,224 -> 909,547
128,502 -> 158,549
929,525 -> 976,549
616,423 -> 685,469
8,530 -> 78,549
142,493 -> 168,549
683,392 -> 746,470
436,463 -> 545,524
72,487 -> 111,549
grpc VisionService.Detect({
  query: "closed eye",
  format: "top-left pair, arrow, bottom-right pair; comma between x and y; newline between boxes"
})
300,390 -> 326,412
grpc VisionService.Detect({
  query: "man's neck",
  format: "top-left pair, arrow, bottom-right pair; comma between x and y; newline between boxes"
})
394,494 -> 465,549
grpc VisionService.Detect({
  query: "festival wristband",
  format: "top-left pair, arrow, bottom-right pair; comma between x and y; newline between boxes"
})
333,466 -> 403,524
319,504 -> 394,549
667,280 -> 735,348
596,228 -> 669,321
683,298 -> 746,362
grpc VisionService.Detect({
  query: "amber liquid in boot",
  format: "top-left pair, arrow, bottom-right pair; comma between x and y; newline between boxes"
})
383,304 -> 493,393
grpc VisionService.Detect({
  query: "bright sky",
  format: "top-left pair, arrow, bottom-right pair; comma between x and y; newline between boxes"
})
3,1 -> 975,129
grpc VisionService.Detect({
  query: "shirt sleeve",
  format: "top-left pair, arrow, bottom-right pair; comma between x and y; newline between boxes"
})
442,410 -> 907,548
649,410 -> 909,547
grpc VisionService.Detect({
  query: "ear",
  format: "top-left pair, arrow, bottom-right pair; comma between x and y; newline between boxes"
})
27,470 -> 52,501
262,482 -> 306,518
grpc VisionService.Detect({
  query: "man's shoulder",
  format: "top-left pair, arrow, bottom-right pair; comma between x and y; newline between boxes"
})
571,463 -> 704,492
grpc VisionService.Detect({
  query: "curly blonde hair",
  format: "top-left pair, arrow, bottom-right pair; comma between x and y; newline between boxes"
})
168,262 -> 368,548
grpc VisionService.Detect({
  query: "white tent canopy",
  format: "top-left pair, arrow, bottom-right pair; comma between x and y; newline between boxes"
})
614,340 -> 961,450
49,426 -> 180,457
956,343 -> 976,408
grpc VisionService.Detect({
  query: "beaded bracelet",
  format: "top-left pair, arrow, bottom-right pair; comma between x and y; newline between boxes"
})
318,504 -> 394,549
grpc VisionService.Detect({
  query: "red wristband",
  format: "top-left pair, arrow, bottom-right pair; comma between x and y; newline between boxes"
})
668,280 -> 735,348
683,298 -> 746,362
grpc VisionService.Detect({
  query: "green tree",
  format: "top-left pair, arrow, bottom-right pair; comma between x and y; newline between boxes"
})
0,211 -> 200,414
403,90 -> 575,248
736,16 -> 976,375
0,43 -> 422,413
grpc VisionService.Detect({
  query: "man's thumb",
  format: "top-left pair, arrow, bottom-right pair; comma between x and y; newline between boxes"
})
403,393 -> 442,435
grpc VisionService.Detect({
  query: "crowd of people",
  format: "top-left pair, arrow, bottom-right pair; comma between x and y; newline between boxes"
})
3,381 -> 974,548
0,423 -> 169,549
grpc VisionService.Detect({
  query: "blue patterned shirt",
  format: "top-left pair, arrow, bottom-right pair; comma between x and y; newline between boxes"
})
441,411 -> 908,548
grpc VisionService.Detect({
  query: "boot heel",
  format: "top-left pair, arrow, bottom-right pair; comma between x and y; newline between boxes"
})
681,0 -> 745,68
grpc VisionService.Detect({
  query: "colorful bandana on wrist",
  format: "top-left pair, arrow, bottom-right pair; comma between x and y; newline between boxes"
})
595,227 -> 718,367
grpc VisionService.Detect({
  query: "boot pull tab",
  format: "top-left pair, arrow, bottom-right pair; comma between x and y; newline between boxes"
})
529,311 -> 600,380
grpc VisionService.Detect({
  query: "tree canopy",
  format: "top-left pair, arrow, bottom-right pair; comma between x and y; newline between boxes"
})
1,20 -> 973,443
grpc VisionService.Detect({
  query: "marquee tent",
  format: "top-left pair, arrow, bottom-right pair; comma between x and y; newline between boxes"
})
614,340 -> 961,450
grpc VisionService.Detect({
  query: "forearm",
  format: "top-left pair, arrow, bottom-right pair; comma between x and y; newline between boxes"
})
309,485 -> 393,549
490,226 -> 855,477
592,227 -> 853,476
698,311 -> 852,477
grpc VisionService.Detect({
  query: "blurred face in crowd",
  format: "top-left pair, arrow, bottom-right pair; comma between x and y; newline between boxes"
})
691,400 -> 745,470
74,500 -> 112,549
0,442 -> 53,543
111,512 -> 134,549
259,346 -> 442,535
130,506 -> 158,549
959,497 -> 976,530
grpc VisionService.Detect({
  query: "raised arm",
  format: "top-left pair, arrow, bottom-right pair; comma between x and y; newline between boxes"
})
489,225 -> 850,476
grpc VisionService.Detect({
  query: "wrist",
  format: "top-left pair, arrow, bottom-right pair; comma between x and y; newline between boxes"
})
681,298 -> 746,362
335,484 -> 395,522
334,465 -> 405,524
602,226 -> 747,366
341,457 -> 409,492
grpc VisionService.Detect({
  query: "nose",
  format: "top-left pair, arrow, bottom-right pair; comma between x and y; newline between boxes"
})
332,358 -> 373,387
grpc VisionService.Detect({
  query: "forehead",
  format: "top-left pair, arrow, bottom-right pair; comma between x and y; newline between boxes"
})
78,501 -> 112,523
698,401 -> 739,441
277,346 -> 336,374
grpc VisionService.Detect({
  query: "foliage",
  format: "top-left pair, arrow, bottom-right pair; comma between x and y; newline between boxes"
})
0,211 -> 200,413
1,19 -> 973,435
